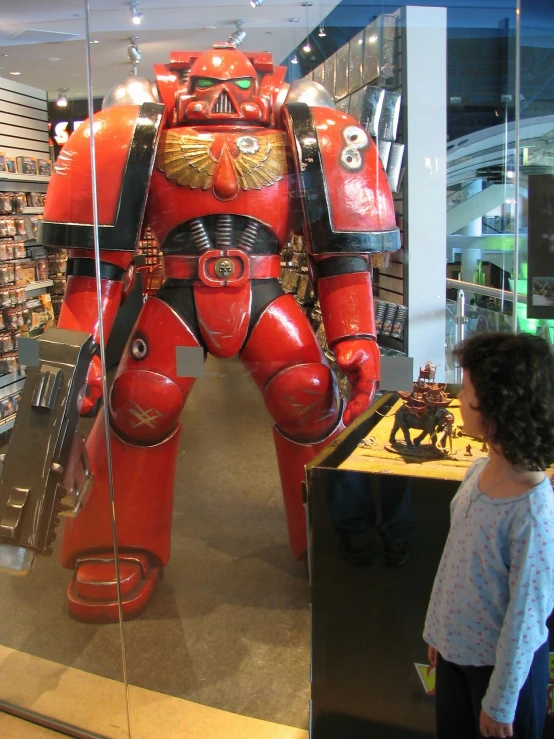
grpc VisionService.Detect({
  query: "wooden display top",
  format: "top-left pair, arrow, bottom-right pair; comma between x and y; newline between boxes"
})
339,398 -> 488,482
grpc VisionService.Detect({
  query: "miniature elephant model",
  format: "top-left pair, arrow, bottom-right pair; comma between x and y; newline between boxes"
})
389,406 -> 452,448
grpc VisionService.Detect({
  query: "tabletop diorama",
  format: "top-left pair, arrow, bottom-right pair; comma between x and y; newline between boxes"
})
344,363 -> 491,482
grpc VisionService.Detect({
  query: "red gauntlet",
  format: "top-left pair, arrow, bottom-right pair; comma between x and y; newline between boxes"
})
317,270 -> 380,425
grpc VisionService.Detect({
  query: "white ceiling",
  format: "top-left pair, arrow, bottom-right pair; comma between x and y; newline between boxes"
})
0,0 -> 338,101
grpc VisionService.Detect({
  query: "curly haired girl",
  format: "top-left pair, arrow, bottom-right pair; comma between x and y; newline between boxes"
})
424,332 -> 554,739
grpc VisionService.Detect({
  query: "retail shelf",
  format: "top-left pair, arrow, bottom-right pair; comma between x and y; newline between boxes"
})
22,207 -> 44,215
0,174 -> 50,184
0,370 -> 25,390
0,413 -> 16,434
24,279 -> 53,297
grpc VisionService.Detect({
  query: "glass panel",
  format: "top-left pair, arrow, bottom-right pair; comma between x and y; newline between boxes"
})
0,3 -> 129,737
516,0 -> 554,344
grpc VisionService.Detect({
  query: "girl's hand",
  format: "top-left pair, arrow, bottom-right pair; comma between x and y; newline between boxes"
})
479,709 -> 513,737
427,645 -> 437,668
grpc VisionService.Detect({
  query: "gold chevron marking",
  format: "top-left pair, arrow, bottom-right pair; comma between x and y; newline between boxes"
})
157,130 -> 288,192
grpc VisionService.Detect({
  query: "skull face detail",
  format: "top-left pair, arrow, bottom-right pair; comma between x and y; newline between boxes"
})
214,258 -> 235,279
177,45 -> 269,125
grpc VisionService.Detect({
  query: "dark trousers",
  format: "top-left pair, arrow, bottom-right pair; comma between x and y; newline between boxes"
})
436,641 -> 549,739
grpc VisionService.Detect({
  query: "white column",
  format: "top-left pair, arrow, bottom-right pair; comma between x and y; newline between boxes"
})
459,180 -> 483,237
403,6 -> 447,382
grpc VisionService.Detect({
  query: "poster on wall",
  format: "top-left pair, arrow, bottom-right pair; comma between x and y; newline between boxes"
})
527,174 -> 554,319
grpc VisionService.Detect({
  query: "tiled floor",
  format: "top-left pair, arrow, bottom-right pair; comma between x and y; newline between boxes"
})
0,356 -> 311,739
0,357 -> 310,730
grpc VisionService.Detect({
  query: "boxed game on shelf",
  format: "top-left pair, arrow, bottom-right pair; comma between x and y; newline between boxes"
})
47,248 -> 68,317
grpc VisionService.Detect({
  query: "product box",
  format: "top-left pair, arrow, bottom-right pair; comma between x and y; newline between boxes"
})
390,304 -> 407,339
379,14 -> 397,79
378,91 -> 401,142
381,302 -> 398,336
0,152 -> 6,173
363,18 -> 380,83
5,158 -> 16,174
324,55 -> 336,100
16,157 -> 38,176
335,43 -> 350,101
360,86 -> 385,138
348,30 -> 364,93
378,140 -> 392,169
37,159 -> 52,177
313,63 -> 325,88
387,143 -> 405,192
16,260 -> 36,286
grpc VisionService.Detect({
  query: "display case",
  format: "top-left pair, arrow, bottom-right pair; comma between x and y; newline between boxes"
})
307,392 -> 554,738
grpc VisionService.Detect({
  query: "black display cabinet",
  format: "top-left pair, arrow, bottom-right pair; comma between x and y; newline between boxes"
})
306,393 -> 554,739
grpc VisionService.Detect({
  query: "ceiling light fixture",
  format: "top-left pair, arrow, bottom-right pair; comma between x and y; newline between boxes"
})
9,71 -> 21,76
56,88 -> 69,107
128,36 -> 141,75
130,1 -> 144,25
250,0 -> 266,7
318,0 -> 326,37
289,18 -> 299,64
301,2 -> 313,55
228,20 -> 246,46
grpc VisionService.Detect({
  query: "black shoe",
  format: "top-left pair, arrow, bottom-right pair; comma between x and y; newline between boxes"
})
382,536 -> 410,568
338,535 -> 375,567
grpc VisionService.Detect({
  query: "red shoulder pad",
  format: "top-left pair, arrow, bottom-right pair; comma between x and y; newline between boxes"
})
312,107 -> 397,234
41,103 -> 164,252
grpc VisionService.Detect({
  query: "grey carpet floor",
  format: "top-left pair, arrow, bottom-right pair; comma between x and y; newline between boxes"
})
0,356 -> 311,729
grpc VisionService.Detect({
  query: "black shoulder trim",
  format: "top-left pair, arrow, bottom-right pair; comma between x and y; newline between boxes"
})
284,102 -> 400,255
66,258 -> 126,281
39,102 -> 165,252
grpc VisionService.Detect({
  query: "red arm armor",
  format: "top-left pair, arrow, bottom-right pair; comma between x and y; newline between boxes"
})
284,99 -> 400,422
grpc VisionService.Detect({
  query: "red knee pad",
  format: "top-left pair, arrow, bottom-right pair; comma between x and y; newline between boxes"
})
110,370 -> 184,444
264,362 -> 340,441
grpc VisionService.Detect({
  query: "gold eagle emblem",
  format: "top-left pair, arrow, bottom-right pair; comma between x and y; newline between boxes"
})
156,130 -> 288,193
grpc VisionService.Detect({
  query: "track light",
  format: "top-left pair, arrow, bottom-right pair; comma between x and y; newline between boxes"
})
228,20 -> 246,46
128,37 -> 141,64
130,1 -> 144,25
56,88 -> 68,107
250,0 -> 266,6
289,17 -> 299,65
318,26 -> 326,37
127,37 -> 141,76
301,2 -> 313,58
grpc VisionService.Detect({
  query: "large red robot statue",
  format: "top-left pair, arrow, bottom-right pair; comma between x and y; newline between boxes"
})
35,44 -> 399,622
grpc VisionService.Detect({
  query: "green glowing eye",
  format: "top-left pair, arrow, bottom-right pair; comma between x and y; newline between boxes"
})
197,79 -> 214,89
236,79 -> 252,90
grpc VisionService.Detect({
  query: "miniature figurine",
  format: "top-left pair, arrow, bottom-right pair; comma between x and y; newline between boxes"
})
436,410 -> 454,452
465,444 -> 473,457
391,366 -> 453,450
10,43 -> 400,622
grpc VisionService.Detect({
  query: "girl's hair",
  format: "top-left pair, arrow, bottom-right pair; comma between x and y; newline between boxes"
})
453,332 -> 554,470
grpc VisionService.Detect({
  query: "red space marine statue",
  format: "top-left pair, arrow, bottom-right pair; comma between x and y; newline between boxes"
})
2,44 -> 399,622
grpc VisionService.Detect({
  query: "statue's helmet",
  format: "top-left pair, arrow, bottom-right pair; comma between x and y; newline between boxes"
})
177,44 -> 267,124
